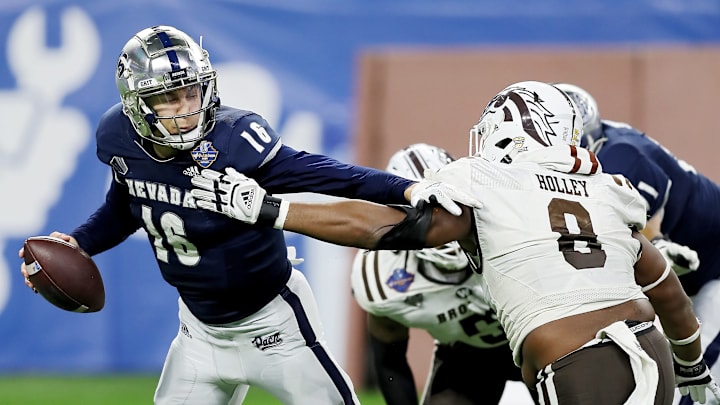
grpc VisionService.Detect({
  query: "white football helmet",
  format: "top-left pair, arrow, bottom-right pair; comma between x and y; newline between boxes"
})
469,81 -> 583,163
386,143 -> 469,271
553,83 -> 603,146
116,26 -> 219,150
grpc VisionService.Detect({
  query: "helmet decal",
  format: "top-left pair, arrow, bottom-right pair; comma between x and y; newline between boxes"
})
471,81 -> 583,162
500,87 -> 560,148
156,30 -> 181,71
116,52 -> 130,80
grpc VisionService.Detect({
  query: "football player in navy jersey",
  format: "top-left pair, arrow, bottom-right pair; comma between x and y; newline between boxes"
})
556,83 -> 720,405
18,25 -> 460,405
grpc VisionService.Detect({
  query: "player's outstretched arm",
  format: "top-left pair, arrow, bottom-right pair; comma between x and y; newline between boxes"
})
191,167 -> 473,249
282,199 -> 472,250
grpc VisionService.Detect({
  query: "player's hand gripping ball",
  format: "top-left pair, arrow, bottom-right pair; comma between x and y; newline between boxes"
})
23,236 -> 105,313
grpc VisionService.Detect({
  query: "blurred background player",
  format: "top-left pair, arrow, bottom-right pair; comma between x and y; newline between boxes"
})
19,25 -> 460,405
351,143 -> 528,405
192,80 -> 720,404
556,82 -> 720,405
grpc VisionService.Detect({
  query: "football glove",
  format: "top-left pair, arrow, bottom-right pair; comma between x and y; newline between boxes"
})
190,168 -> 288,228
651,238 -> 700,276
409,180 -> 482,216
674,353 -> 720,404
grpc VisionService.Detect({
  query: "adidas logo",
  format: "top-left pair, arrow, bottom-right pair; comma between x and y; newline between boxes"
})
241,189 -> 255,210
180,322 -> 192,339
183,166 -> 200,177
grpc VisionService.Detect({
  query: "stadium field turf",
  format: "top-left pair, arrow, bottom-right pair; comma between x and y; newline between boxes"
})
0,375 -> 386,405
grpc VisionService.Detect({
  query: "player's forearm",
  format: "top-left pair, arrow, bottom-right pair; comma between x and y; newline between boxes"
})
369,335 -> 418,405
648,274 -> 702,361
282,200 -> 406,249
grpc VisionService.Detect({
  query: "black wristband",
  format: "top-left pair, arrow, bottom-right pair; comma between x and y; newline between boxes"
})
256,195 -> 283,226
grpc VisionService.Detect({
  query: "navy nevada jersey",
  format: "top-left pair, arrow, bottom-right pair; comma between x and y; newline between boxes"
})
71,103 -> 413,323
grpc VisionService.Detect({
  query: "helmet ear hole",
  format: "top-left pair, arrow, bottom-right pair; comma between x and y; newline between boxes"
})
495,138 -> 513,149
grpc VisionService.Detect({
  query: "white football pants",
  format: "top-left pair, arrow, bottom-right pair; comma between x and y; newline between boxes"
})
154,269 -> 359,405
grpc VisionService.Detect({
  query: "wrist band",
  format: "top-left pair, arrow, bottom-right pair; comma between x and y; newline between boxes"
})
667,321 -> 701,346
257,195 -> 283,227
274,200 -> 289,230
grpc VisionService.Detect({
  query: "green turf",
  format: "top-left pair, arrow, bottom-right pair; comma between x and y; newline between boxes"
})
0,375 -> 385,404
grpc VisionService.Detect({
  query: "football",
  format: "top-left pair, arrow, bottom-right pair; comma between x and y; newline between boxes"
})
23,236 -> 105,313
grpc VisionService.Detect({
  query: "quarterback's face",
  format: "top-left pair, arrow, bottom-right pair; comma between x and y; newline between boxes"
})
145,84 -> 202,135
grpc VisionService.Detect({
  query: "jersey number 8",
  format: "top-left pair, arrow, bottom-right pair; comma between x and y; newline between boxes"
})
548,197 -> 607,269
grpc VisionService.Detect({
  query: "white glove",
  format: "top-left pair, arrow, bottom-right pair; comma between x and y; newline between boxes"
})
190,168 -> 287,228
652,238 -> 699,276
674,353 -> 720,404
409,180 -> 482,216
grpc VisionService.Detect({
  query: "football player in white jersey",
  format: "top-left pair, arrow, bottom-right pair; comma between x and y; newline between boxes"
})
353,143 -> 527,405
191,81 -> 720,404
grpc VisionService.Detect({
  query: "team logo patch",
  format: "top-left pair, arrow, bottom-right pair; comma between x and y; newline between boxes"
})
190,140 -> 218,168
110,156 -> 128,175
386,268 -> 414,293
252,332 -> 283,351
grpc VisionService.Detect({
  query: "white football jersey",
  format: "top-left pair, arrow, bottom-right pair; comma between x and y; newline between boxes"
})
351,249 -> 508,348
431,146 -> 649,364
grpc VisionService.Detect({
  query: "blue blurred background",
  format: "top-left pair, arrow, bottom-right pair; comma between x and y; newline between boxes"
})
1,0 -> 719,376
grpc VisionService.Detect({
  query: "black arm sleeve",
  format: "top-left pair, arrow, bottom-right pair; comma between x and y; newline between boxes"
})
369,334 -> 418,405
375,202 -> 432,250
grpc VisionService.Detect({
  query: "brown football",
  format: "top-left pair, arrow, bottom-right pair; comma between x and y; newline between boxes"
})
23,236 -> 105,313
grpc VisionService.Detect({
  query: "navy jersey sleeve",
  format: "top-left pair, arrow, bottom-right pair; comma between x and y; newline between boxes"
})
70,106 -> 141,255
70,176 -> 141,256
219,112 -> 282,172
253,144 -> 414,204
598,142 -> 670,217
220,112 -> 414,204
